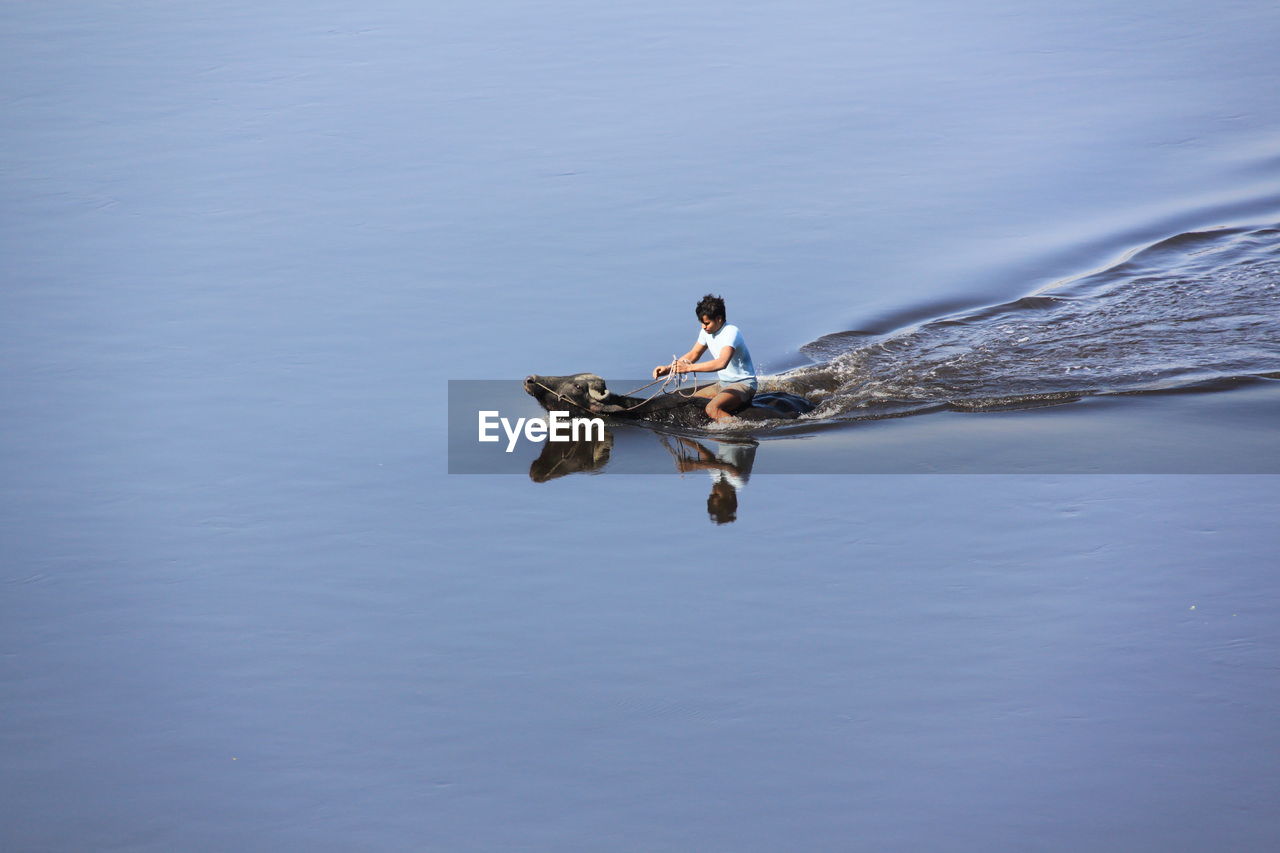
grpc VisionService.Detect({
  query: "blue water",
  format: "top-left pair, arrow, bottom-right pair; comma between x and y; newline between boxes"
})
4,1 -> 1280,850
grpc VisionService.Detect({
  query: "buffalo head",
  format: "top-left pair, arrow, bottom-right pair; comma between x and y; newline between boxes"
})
523,373 -> 614,414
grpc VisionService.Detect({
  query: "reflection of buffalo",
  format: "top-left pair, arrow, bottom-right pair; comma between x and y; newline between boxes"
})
529,432 -> 613,482
523,373 -> 813,428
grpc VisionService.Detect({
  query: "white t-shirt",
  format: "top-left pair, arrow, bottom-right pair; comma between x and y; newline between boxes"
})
697,323 -> 757,386
709,441 -> 755,489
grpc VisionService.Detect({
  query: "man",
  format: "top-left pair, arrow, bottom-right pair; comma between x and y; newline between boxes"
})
653,294 -> 757,421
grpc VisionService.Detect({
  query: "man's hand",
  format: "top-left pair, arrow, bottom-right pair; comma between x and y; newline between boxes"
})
654,357 -> 692,379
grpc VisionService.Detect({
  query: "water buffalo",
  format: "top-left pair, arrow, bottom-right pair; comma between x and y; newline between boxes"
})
528,430 -> 613,482
523,373 -> 814,428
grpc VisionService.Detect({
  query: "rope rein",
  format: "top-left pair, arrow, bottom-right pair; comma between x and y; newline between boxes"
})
532,357 -> 709,416
619,357 -> 703,398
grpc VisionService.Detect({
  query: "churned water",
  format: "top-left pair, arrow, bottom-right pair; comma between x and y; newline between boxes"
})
789,225 -> 1280,418
4,1 -> 1280,850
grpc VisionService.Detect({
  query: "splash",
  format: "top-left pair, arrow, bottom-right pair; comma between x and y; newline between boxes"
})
771,224 -> 1280,421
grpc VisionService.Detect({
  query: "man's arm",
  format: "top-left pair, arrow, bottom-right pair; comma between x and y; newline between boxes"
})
673,345 -> 732,374
679,342 -> 708,364
654,341 -> 709,378
673,437 -> 744,474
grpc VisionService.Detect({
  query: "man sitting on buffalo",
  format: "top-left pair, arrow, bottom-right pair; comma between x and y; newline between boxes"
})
652,294 -> 757,421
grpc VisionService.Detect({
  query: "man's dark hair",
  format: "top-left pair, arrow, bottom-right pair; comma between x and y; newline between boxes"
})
707,480 -> 738,524
695,294 -> 726,320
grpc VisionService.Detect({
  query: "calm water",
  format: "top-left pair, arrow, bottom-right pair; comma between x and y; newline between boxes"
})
4,1 -> 1280,850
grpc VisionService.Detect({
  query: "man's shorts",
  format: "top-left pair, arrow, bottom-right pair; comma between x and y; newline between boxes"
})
715,381 -> 757,404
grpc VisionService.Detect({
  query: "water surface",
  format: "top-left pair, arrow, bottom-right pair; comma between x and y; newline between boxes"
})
3,1 -> 1280,850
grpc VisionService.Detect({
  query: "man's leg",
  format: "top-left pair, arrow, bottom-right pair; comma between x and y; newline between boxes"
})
692,383 -> 719,399
705,389 -> 749,420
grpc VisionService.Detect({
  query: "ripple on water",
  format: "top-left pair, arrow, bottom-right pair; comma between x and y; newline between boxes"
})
773,223 -> 1280,421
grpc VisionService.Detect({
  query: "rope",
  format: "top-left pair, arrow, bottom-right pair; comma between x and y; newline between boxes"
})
531,357 -> 709,416
528,380 -> 596,413
619,357 -> 704,398
528,378 -> 658,414
615,357 -> 707,410
662,356 -> 704,398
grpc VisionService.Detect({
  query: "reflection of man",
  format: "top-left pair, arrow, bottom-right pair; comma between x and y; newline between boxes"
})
668,437 -> 757,525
